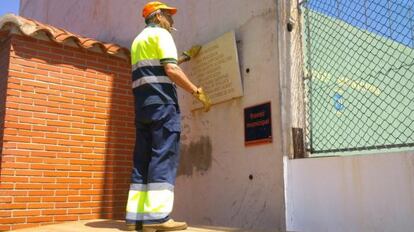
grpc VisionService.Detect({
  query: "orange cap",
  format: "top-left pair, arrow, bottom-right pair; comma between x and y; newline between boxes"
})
142,1 -> 177,19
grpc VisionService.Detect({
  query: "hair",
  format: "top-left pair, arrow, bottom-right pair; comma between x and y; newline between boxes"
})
145,10 -> 161,25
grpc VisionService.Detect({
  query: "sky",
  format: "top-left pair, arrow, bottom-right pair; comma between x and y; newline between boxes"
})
0,0 -> 20,16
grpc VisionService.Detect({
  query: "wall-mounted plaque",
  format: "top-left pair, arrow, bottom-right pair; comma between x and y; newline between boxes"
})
244,102 -> 272,146
189,31 -> 243,110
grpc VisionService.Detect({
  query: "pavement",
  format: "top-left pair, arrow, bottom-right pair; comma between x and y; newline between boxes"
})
12,220 -> 260,232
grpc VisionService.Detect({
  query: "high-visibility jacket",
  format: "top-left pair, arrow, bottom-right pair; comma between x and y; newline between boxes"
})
131,23 -> 178,108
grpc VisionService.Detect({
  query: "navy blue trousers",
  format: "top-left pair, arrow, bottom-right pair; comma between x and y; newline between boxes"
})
126,104 -> 181,224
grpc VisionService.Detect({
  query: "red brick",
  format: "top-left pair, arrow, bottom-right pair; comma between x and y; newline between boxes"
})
45,145 -> 69,152
42,209 -> 67,215
0,225 -> 11,231
31,151 -> 57,158
32,112 -> 59,120
31,138 -> 58,145
30,164 -> 56,170
54,203 -> 79,208
27,203 -> 54,209
43,171 -> 67,177
34,99 -> 60,108
19,117 -> 47,125
15,157 -> 43,163
4,122 -> 32,130
42,184 -> 69,190
54,215 -> 78,221
45,133 -> 70,140
68,208 -> 91,214
56,178 -> 80,184
0,190 -> 27,196
10,223 -> 39,230
14,197 -> 41,203
0,211 -> 12,217
0,217 -> 26,224
44,159 -> 68,165
16,143 -> 44,150
27,216 -> 53,223
58,127 -> 82,134
1,203 -> 27,209
37,63 -> 61,72
69,172 -> 92,178
58,140 -> 82,146
28,191 -> 55,196
0,197 -> 13,203
55,165 -> 81,171
42,197 -> 67,202
1,162 -> 30,169
20,79 -> 49,89
68,184 -> 92,190
1,176 -> 29,183
15,170 -> 43,176
15,183 -> 43,189
13,210 -> 40,217
29,177 -> 55,183
79,214 -> 100,220
55,190 -> 79,196
32,125 -> 57,132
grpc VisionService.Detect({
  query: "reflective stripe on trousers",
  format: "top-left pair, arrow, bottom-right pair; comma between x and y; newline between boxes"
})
126,104 -> 181,223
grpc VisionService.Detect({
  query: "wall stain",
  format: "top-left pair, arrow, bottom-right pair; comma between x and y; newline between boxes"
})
178,136 -> 212,177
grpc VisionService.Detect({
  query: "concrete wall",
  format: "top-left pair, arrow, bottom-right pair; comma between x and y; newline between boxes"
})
20,1 -> 286,231
286,151 -> 414,232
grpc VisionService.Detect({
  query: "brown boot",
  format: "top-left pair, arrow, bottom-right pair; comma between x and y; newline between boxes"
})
143,219 -> 187,232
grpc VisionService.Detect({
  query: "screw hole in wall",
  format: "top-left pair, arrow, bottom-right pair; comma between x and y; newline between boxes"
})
249,174 -> 253,180
246,68 -> 250,73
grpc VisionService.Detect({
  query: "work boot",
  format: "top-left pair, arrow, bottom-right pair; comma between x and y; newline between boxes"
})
126,222 -> 143,231
143,219 -> 187,232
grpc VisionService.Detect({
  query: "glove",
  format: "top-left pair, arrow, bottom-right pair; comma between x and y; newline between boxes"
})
192,87 -> 211,112
183,45 -> 202,60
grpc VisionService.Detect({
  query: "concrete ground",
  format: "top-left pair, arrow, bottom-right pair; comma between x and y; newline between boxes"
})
12,220 -> 260,232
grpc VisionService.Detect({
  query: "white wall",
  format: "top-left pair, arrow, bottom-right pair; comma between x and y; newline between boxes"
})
286,151 -> 414,232
20,1 -> 286,231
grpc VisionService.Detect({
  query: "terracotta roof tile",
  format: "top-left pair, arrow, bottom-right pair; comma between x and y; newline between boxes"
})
0,14 -> 130,60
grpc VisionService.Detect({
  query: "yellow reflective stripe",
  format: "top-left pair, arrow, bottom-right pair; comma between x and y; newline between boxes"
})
126,190 -> 146,213
145,189 -> 174,213
126,189 -> 174,214
131,26 -> 177,65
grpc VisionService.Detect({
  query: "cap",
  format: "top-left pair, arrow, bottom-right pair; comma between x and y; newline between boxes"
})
142,1 -> 177,19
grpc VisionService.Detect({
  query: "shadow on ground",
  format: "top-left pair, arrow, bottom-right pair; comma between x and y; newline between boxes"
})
85,220 -> 130,231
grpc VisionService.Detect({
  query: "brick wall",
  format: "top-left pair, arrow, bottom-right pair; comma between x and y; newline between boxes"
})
0,34 -> 134,231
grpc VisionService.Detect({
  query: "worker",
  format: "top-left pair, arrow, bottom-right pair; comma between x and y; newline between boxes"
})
126,1 -> 211,231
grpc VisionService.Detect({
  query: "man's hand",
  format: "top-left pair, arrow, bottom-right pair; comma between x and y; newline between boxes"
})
183,45 -> 202,60
193,87 -> 211,112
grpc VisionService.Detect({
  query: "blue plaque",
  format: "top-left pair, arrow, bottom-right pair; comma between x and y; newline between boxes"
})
244,102 -> 272,145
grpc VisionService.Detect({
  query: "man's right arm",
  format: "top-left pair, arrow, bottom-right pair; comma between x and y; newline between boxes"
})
164,63 -> 211,112
164,63 -> 198,94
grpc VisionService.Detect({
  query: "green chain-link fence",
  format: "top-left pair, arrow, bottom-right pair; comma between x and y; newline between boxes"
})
301,0 -> 414,154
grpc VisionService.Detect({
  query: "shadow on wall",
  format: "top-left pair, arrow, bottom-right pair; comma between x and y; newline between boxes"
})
102,58 -> 134,220
0,37 -> 11,177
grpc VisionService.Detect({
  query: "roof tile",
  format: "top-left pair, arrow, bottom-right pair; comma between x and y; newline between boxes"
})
0,14 -> 130,61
